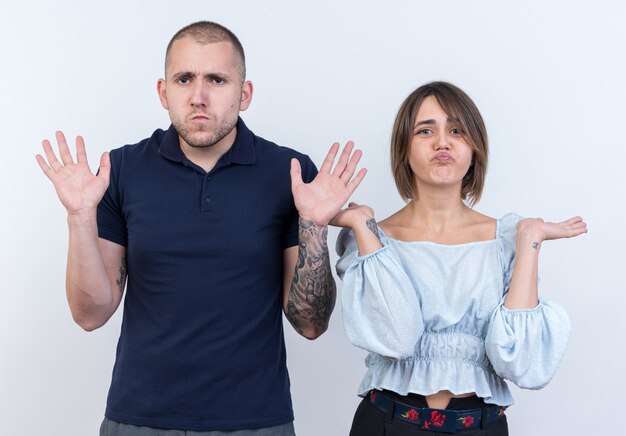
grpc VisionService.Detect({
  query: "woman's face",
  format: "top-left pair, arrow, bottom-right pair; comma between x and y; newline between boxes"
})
408,95 -> 474,192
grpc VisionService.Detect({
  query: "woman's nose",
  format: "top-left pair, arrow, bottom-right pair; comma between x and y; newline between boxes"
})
434,133 -> 450,150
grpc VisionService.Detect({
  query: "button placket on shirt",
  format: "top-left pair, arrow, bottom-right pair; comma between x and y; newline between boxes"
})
200,173 -> 213,213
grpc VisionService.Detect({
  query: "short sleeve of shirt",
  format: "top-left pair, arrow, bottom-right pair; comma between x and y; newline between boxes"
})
97,149 -> 128,247
281,155 -> 318,249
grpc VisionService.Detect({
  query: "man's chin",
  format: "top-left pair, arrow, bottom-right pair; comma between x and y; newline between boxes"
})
188,138 -> 216,148
182,132 -> 220,149
176,121 -> 236,149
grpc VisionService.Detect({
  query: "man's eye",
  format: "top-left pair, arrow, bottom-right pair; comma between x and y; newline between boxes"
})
179,77 -> 191,84
212,77 -> 225,84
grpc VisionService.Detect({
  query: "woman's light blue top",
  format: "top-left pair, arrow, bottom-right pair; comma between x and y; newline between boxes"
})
335,213 -> 570,406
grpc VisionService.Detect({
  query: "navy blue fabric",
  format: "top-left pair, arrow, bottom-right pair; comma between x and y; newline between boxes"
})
97,118 -> 317,431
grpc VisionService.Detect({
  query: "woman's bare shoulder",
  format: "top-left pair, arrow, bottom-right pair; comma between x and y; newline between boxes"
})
464,209 -> 497,240
378,208 -> 412,239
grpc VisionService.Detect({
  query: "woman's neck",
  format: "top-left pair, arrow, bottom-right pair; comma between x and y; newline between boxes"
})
405,186 -> 470,228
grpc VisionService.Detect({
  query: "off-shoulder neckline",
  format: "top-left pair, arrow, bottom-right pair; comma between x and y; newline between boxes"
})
377,213 -> 515,247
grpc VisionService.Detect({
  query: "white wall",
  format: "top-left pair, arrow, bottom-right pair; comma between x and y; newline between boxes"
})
1,1 -> 624,435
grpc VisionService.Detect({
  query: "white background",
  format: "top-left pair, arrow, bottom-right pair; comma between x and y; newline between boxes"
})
1,1 -> 624,435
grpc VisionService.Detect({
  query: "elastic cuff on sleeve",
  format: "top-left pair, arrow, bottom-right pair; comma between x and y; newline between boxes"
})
500,298 -> 543,314
355,245 -> 388,262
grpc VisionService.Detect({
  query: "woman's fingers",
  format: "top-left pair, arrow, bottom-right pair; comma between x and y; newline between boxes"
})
560,216 -> 583,225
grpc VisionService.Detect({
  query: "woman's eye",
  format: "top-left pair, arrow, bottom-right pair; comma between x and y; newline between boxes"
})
417,129 -> 432,135
450,128 -> 464,135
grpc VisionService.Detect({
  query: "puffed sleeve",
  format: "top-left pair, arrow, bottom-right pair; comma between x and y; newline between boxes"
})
485,213 -> 571,389
336,228 -> 423,359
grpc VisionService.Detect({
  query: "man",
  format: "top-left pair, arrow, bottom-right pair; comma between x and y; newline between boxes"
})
36,21 -> 365,435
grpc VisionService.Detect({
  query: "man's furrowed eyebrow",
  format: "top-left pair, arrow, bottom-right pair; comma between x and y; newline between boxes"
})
205,72 -> 230,81
169,71 -> 234,82
171,71 -> 196,81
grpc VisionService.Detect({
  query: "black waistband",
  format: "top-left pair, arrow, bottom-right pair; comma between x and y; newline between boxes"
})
368,390 -> 506,434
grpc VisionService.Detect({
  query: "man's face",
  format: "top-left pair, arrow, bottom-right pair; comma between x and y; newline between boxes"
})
158,37 -> 252,149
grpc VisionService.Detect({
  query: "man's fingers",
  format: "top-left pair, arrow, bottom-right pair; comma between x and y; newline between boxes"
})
35,154 -> 55,180
76,136 -> 89,164
331,141 -> 355,177
346,168 -> 367,193
98,152 -> 111,185
290,158 -> 303,189
319,142 -> 340,174
56,131 -> 75,166
340,148 -> 363,183
42,138 -> 62,171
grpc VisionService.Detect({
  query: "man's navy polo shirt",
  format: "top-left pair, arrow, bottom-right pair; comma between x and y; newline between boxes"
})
97,118 -> 317,431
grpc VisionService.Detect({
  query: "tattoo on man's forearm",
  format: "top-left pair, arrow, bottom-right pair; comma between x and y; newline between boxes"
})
531,242 -> 540,250
366,218 -> 379,238
115,256 -> 127,294
286,218 -> 336,336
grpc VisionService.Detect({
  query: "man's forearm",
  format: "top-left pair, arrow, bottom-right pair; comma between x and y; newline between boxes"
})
285,218 -> 336,339
66,210 -> 120,330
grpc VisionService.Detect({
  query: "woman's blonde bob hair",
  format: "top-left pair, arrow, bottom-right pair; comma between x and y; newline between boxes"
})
390,81 -> 488,206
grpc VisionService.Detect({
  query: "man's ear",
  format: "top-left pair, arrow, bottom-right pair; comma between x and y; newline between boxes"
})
157,78 -> 168,110
239,80 -> 253,111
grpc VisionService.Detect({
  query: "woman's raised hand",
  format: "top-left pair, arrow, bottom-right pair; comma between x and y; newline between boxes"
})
516,216 -> 588,243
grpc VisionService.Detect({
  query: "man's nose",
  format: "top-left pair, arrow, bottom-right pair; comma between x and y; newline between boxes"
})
190,82 -> 209,107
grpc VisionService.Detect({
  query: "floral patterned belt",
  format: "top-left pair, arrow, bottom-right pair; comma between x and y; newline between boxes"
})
368,390 -> 507,433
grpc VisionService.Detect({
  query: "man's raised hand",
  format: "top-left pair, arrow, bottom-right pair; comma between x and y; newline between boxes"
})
36,131 -> 110,215
290,141 -> 367,225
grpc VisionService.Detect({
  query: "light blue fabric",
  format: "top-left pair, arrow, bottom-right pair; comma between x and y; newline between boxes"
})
336,213 -> 571,406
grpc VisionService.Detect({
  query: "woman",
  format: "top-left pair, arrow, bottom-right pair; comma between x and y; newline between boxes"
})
333,81 -> 586,435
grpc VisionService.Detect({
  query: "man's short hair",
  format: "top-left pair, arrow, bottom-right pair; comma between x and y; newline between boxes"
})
165,21 -> 246,82
390,81 -> 489,207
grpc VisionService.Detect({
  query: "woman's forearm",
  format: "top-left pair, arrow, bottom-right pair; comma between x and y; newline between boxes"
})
352,217 -> 384,256
504,230 -> 541,309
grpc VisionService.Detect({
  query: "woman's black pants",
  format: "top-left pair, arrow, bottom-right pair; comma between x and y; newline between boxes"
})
349,391 -> 509,436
